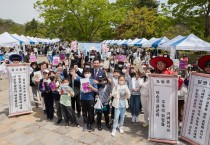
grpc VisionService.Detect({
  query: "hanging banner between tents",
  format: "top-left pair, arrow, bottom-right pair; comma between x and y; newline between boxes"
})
148,74 -> 178,144
180,72 -> 210,145
7,63 -> 33,117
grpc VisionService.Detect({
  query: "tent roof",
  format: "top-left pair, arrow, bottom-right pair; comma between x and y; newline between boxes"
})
26,36 -> 39,44
0,32 -> 19,47
12,34 -> 30,45
171,34 -> 210,51
117,39 -> 127,45
134,38 -> 148,47
159,35 -> 185,50
122,39 -> 132,46
21,35 -> 35,44
142,37 -> 161,48
127,38 -> 141,47
151,36 -> 169,48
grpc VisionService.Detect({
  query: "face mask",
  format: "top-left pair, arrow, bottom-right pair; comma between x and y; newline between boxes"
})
146,73 -> 150,77
101,84 -> 105,88
111,61 -> 114,64
90,56 -> 95,59
84,74 -> 91,78
118,64 -> 123,68
85,66 -> 90,68
119,81 -> 125,85
122,69 -> 126,73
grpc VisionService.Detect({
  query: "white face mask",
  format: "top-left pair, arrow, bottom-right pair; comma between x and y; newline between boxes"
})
100,63 -> 103,67
118,64 -> 123,68
122,69 -> 126,73
145,73 -> 150,77
84,74 -> 91,78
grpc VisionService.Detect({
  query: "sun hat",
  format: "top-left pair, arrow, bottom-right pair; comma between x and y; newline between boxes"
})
198,55 -> 210,70
9,54 -> 22,62
150,56 -> 173,69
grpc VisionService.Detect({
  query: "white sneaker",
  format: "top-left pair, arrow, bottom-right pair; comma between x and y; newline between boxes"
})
135,116 -> 139,122
131,116 -> 136,123
119,127 -> 124,134
111,129 -> 117,136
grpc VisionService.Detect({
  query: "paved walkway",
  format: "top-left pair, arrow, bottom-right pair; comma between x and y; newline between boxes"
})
0,56 -> 187,145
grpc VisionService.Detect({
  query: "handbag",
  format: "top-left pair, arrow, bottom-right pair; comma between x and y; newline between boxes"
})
94,98 -> 103,110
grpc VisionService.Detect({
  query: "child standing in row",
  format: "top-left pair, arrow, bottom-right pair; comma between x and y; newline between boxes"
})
111,75 -> 131,136
96,77 -> 112,130
59,78 -> 79,127
39,69 -> 54,120
49,76 -> 63,124
73,68 -> 98,132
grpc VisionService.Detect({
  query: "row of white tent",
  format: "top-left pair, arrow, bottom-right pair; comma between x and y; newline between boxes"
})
102,34 -> 210,51
0,32 -> 60,47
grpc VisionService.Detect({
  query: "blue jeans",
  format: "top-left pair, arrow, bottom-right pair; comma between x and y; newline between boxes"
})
130,95 -> 141,116
113,107 -> 126,129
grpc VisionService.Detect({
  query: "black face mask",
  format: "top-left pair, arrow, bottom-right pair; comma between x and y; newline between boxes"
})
130,72 -> 136,78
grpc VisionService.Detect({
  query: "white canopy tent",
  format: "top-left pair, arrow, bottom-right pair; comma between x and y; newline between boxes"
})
51,38 -> 60,43
122,39 -> 132,46
142,37 -> 161,48
127,38 -> 141,47
0,32 -> 20,47
134,38 -> 148,47
117,39 -> 127,46
151,36 -> 169,48
159,35 -> 185,50
20,35 -> 34,44
12,34 -> 30,45
170,34 -> 210,51
27,36 -> 39,44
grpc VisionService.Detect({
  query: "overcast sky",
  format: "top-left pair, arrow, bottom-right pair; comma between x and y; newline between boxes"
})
0,0 -> 167,24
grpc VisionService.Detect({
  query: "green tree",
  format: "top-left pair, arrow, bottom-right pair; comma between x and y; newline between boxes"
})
35,0 -> 114,41
168,0 -> 210,39
115,0 -> 159,9
24,18 -> 48,38
116,7 -> 157,39
133,0 -> 159,9
0,18 -> 25,34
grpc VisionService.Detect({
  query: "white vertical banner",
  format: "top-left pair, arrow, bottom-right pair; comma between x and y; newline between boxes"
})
180,72 -> 210,145
148,74 -> 178,144
7,64 -> 33,117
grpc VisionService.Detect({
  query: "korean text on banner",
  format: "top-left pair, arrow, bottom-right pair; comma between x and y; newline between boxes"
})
180,73 -> 210,145
7,64 -> 33,117
148,74 -> 178,144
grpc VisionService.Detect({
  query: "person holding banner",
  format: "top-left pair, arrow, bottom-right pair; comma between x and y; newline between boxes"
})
9,54 -> 23,64
30,62 -> 41,107
198,55 -> 210,74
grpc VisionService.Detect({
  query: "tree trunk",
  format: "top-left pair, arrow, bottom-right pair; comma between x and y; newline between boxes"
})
204,2 -> 210,38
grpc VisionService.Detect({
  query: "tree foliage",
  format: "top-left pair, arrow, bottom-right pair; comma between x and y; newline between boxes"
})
25,18 -> 47,38
35,0 -> 115,41
168,0 -> 210,39
0,18 -> 25,34
116,7 -> 159,39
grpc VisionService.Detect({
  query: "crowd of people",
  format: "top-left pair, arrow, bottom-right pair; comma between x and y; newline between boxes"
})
1,43 -> 210,137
